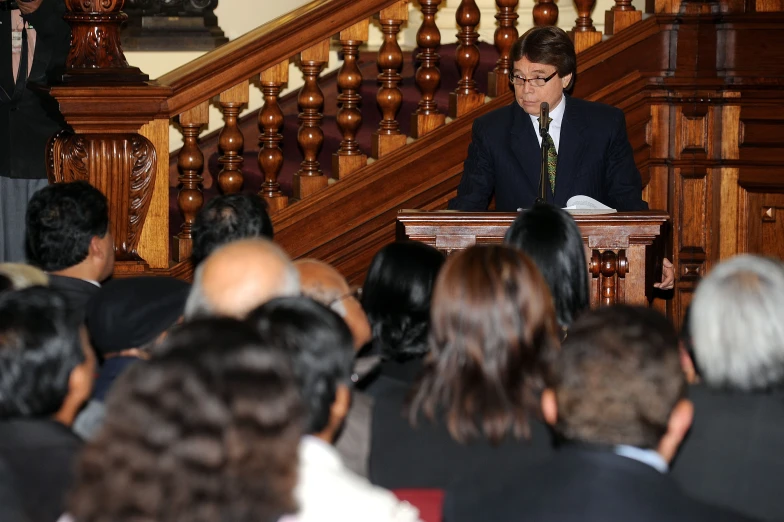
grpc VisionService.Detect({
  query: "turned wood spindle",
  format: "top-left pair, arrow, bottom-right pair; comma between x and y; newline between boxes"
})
604,0 -> 642,35
570,0 -> 603,52
295,40 -> 330,200
174,102 -> 209,262
488,0 -> 519,97
411,0 -> 446,138
258,61 -> 290,213
450,0 -> 484,118
372,0 -> 409,159
217,81 -> 249,195
533,0 -> 559,26
334,21 -> 370,179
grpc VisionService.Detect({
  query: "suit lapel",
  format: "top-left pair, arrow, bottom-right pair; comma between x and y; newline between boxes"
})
555,97 -> 588,206
508,102 -> 542,198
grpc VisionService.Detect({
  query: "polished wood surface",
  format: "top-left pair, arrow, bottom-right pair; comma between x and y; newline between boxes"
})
396,211 -> 669,307
217,81 -> 249,195
411,0 -> 446,139
258,61 -> 290,213
449,0 -> 484,118
488,0 -> 518,97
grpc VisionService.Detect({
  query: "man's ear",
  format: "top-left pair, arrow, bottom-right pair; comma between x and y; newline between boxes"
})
657,398 -> 694,464
541,388 -> 558,426
89,235 -> 106,261
331,384 -> 351,423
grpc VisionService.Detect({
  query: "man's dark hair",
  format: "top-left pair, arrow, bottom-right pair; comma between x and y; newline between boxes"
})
511,26 -> 577,90
247,296 -> 354,435
191,193 -> 274,266
25,181 -> 109,272
0,274 -> 12,294
505,203 -> 589,329
69,318 -> 303,522
548,306 -> 685,449
361,241 -> 445,362
0,286 -> 84,418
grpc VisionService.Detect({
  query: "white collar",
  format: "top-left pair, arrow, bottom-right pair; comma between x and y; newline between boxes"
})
614,444 -> 669,473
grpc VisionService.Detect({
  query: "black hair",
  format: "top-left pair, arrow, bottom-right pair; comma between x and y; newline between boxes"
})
191,192 -> 274,266
0,286 -> 84,418
504,203 -> 589,328
361,241 -> 445,361
247,296 -> 354,435
25,181 -> 110,272
511,26 -> 577,91
0,274 -> 12,294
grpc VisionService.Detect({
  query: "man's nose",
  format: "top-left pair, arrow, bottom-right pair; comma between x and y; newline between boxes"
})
523,80 -> 536,94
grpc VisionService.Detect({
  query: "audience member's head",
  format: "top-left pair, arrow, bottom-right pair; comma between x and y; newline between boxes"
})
69,318 -> 302,522
25,181 -> 114,283
689,254 -> 784,391
361,242 -> 445,362
191,192 -> 274,267
248,296 -> 354,443
184,238 -> 299,320
0,287 -> 95,425
505,203 -> 589,330
410,245 -> 559,444
543,306 -> 691,463
0,274 -> 12,294
295,258 -> 371,351
0,263 -> 49,289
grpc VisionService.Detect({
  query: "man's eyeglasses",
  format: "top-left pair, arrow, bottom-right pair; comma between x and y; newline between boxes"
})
508,70 -> 558,88
327,286 -> 362,309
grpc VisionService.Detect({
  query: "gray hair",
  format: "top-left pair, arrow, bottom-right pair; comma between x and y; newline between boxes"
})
690,254 -> 784,391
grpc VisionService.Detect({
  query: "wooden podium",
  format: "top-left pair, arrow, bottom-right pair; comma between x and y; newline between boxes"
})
396,211 -> 670,308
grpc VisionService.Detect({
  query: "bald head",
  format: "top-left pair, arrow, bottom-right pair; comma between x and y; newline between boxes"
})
295,259 -> 371,351
185,239 -> 299,320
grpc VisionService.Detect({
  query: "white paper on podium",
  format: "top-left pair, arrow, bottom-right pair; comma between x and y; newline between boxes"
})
563,195 -> 618,215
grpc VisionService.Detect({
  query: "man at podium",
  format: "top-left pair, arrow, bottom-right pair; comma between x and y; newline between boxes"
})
448,26 -> 649,213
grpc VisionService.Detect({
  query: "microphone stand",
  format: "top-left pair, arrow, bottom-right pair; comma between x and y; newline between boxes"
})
536,102 -> 550,204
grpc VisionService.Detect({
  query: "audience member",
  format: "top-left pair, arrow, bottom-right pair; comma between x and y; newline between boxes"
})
191,192 -> 274,267
73,276 -> 191,440
671,255 -> 784,521
504,203 -> 589,331
248,297 -> 422,522
0,273 -> 11,294
359,241 -> 445,396
0,458 -> 28,522
369,245 -> 559,490
184,237 -> 299,319
67,318 -> 302,522
25,181 -> 114,323
0,262 -> 49,289
446,306 -> 755,522
0,286 -> 96,522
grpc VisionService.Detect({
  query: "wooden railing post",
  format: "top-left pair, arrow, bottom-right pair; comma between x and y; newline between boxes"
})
411,0 -> 446,138
259,61 -> 290,213
334,21 -> 370,179
450,0 -> 485,118
173,102 -> 209,262
570,0 -> 603,52
294,40 -> 330,200
217,81 -> 250,194
605,0 -> 642,35
488,0 -> 519,97
372,0 -> 409,159
533,0 -> 559,25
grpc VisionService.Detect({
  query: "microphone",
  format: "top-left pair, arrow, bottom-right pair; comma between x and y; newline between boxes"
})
539,102 -> 550,138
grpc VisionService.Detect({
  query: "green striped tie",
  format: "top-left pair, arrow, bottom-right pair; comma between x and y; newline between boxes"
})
539,116 -> 557,195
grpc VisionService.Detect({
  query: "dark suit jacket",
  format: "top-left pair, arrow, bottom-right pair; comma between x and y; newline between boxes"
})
448,97 -> 648,211
48,274 -> 100,325
671,384 -> 784,522
0,419 -> 83,522
368,381 -> 553,490
444,446 -> 757,522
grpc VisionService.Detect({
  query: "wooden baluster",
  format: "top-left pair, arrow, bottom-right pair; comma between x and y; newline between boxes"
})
450,0 -> 484,118
570,0 -> 603,53
217,80 -> 249,195
488,0 -> 519,97
294,40 -> 330,200
372,0 -> 408,159
258,61 -> 290,213
533,0 -> 559,26
411,0 -> 446,138
173,101 -> 209,262
333,20 -> 370,179
605,0 -> 641,35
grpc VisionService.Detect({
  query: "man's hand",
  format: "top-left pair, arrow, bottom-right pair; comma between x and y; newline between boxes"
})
654,257 -> 675,291
17,0 -> 44,15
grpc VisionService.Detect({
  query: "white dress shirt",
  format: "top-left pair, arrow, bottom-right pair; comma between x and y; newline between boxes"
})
528,93 -> 567,153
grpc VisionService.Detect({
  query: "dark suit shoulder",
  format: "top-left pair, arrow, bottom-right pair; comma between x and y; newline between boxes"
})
472,101 -> 517,130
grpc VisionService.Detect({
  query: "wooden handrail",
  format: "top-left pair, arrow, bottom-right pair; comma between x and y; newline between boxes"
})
156,0 -> 402,117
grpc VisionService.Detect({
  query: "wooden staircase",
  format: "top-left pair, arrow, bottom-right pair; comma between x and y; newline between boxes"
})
47,0 -> 784,327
